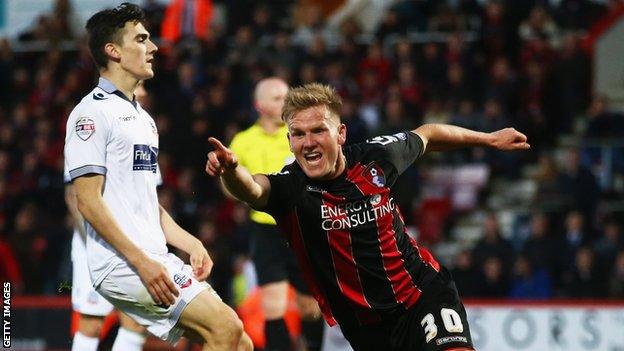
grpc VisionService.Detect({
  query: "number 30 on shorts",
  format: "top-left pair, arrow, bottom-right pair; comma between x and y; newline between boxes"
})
420,308 -> 464,343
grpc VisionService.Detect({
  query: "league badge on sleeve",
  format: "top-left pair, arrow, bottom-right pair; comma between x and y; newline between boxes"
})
75,117 -> 95,141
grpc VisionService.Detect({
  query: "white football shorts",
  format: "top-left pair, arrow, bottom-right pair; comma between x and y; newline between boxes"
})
96,252 -> 217,344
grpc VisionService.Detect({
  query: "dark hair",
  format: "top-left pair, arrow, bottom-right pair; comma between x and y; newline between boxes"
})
85,2 -> 146,69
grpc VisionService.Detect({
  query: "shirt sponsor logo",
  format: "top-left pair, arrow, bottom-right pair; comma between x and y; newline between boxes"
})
133,144 -> 158,173
173,273 -> 192,289
435,336 -> 468,346
320,196 -> 395,231
393,132 -> 407,140
119,115 -> 136,121
75,117 -> 95,141
306,185 -> 326,194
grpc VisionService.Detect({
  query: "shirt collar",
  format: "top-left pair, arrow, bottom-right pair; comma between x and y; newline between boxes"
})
97,77 -> 117,94
97,77 -> 137,107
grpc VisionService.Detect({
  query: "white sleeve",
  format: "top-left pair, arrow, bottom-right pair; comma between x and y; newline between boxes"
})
63,168 -> 71,184
64,103 -> 112,181
155,163 -> 163,186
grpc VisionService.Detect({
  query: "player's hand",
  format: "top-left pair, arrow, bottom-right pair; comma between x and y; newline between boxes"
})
189,243 -> 213,281
135,257 -> 179,306
206,137 -> 238,176
490,128 -> 530,151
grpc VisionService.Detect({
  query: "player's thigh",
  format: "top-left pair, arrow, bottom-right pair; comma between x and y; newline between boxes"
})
295,292 -> 320,321
177,288 -> 243,339
338,321 -> 392,351
118,311 -> 146,334
409,276 -> 474,350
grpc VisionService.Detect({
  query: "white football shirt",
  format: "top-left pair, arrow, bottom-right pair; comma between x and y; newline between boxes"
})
64,77 -> 166,287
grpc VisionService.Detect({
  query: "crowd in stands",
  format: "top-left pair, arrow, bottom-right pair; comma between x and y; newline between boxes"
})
0,0 -> 623,305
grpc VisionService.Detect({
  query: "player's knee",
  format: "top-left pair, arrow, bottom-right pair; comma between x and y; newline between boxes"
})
297,295 -> 321,321
118,312 -> 145,334
209,310 -> 244,347
222,312 -> 244,339
78,315 -> 104,338
260,284 -> 288,317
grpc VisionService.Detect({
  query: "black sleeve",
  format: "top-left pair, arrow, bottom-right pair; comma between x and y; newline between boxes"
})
253,166 -> 296,219
363,131 -> 424,175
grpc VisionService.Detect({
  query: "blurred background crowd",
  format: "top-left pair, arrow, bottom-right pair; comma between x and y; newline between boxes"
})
0,0 -> 623,307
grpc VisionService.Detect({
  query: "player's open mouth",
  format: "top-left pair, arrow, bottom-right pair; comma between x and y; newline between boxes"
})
304,152 -> 322,163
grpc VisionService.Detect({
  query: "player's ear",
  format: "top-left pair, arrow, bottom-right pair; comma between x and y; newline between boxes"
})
253,101 -> 262,115
337,124 -> 346,146
104,42 -> 121,63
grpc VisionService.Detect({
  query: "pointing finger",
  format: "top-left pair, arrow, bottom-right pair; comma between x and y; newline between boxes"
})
208,137 -> 227,151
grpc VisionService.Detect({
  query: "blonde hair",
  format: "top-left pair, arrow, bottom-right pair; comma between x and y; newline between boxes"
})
282,83 -> 342,123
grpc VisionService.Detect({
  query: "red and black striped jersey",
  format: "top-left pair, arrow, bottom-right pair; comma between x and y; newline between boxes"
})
260,131 -> 441,327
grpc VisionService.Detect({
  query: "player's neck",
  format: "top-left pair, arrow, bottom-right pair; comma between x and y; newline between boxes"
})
100,69 -> 140,101
258,115 -> 283,134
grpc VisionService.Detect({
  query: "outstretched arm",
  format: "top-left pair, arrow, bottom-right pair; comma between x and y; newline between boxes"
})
412,124 -> 530,154
205,137 -> 271,209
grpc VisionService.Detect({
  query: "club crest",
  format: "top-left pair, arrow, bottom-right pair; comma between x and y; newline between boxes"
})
367,165 -> 385,187
173,273 -> 192,289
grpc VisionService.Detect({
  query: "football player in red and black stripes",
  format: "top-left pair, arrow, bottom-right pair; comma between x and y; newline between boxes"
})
206,83 -> 529,351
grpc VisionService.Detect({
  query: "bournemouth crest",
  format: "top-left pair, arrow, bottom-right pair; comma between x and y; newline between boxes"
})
75,117 -> 95,141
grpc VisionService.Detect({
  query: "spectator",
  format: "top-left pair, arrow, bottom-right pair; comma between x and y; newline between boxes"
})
0,236 -> 23,293
532,153 -> 565,209
562,247 -> 606,298
558,148 -> 600,222
476,257 -> 509,297
472,213 -> 515,274
509,255 -> 552,299
450,250 -> 479,297
608,250 -> 624,298
522,213 -> 563,282
161,0 -> 214,43
594,220 -> 623,269
518,6 -> 560,46
562,210 -> 591,249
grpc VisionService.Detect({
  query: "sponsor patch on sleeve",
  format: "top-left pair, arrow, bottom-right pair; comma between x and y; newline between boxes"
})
435,336 -> 468,346
75,117 -> 96,141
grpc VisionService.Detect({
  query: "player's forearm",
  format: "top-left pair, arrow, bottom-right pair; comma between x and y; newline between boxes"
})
413,124 -> 494,152
220,165 -> 267,208
75,193 -> 148,267
64,185 -> 88,239
159,205 -> 202,253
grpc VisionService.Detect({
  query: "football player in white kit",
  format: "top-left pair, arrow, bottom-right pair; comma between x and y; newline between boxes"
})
65,176 -> 147,351
64,3 -> 252,350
